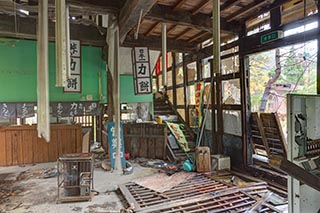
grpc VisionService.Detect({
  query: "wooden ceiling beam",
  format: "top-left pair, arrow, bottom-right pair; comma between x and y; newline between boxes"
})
173,0 -> 189,10
245,0 -> 292,23
119,0 -> 157,43
0,14 -> 106,46
167,25 -> 178,35
226,0 -> 268,22
220,0 -> 239,11
122,34 -> 198,53
192,0 -> 210,15
175,27 -> 191,40
189,31 -> 210,43
145,22 -> 160,36
146,4 -> 241,34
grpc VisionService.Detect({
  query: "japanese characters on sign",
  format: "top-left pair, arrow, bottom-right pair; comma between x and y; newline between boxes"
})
195,82 -> 204,127
0,103 -> 16,119
0,101 -> 99,119
132,47 -> 152,95
107,122 -> 126,169
16,103 -> 35,118
51,101 -> 99,117
64,40 -> 81,93
166,122 -> 190,152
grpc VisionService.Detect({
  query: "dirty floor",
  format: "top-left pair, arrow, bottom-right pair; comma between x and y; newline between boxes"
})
0,162 -> 158,213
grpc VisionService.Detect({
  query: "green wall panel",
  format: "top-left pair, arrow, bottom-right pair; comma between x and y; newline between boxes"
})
120,75 -> 152,103
0,39 -> 152,104
0,39 -> 106,102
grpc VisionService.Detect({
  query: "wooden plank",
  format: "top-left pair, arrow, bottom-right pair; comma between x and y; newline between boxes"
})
146,5 -> 241,33
11,131 -> 20,165
148,139 -> 156,159
5,131 -> 13,166
119,0 -> 158,43
76,125 -> 82,153
0,131 -> 6,166
48,129 -> 58,162
155,138 -> 164,159
21,130 -> 33,164
139,138 -> 148,158
251,113 -> 270,156
131,138 -> 140,158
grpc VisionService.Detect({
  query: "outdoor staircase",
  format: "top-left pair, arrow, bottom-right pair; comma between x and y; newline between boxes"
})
153,97 -> 196,162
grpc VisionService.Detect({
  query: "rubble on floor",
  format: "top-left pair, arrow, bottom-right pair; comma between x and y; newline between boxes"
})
119,170 -> 288,213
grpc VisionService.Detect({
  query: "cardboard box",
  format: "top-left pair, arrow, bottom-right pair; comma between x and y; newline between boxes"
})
211,154 -> 230,170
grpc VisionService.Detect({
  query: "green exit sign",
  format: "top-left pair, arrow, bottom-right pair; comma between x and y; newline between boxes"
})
261,31 -> 283,44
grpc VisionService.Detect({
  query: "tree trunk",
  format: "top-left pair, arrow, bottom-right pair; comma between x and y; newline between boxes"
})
259,48 -> 281,112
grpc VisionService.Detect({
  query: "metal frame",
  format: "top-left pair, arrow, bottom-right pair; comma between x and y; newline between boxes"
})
57,153 -> 94,203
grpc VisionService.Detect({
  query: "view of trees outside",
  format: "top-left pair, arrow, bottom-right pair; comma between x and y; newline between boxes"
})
249,40 -> 318,133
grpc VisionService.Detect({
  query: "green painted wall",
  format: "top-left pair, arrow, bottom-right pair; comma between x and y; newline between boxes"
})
120,75 -> 153,103
0,39 -> 106,102
0,39 -> 152,104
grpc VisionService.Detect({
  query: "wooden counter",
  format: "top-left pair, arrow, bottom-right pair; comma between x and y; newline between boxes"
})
0,124 -> 82,166
123,123 -> 168,160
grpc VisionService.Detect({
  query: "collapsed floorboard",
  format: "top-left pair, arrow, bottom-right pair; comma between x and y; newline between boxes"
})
119,173 -> 283,213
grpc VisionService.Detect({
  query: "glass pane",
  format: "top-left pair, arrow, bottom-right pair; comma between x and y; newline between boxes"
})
176,53 -> 183,65
177,109 -> 185,121
176,67 -> 184,85
223,110 -> 242,136
187,62 -> 197,82
188,85 -> 195,105
222,79 -> 241,104
158,74 -> 162,89
152,77 -> 157,92
202,56 -> 212,79
221,55 -> 239,74
176,87 -> 185,105
189,108 -> 197,128
221,46 -> 239,56
203,83 -> 214,105
167,89 -> 173,103
167,71 -> 173,87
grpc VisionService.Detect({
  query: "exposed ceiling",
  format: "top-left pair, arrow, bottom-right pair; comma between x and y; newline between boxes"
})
0,0 -> 289,53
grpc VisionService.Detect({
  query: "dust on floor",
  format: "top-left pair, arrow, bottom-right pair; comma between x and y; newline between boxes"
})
0,162 -> 158,213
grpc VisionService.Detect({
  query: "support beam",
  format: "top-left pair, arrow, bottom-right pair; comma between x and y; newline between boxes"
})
145,5 -> 241,34
173,0 -> 188,10
192,0 -> 210,15
226,0 -> 268,22
220,0 -> 238,11
162,23 -> 167,87
122,34 -> 198,53
0,14 -> 106,46
119,0 -> 157,43
145,22 -> 160,36
175,27 -> 191,40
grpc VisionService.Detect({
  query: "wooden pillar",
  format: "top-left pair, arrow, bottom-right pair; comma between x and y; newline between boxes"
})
317,1 -> 320,94
172,53 -> 177,106
239,23 -> 250,166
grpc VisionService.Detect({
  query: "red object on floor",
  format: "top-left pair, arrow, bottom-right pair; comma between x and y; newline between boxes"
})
125,153 -> 130,160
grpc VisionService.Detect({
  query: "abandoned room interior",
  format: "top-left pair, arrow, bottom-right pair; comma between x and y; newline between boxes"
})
0,0 -> 319,212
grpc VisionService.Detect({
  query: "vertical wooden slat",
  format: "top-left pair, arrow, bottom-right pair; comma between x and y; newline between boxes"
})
0,131 -> 7,166
11,131 -> 20,165
17,131 -> 24,165
48,129 -> 58,161
22,130 -> 34,164
6,131 -> 13,166
76,125 -> 82,153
